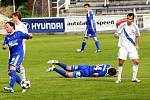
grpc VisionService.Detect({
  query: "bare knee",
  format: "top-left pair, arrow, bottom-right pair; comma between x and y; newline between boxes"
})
132,59 -> 139,65
10,65 -> 16,71
118,59 -> 125,66
66,72 -> 73,78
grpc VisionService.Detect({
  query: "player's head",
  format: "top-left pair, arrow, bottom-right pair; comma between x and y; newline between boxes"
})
127,13 -> 134,25
108,68 -> 117,76
5,21 -> 15,33
12,11 -> 22,21
83,3 -> 90,11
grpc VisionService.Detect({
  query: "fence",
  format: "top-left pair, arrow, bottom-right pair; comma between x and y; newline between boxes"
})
21,14 -> 150,33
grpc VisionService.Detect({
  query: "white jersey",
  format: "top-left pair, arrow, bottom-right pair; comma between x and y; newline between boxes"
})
15,21 -> 28,34
115,22 -> 140,49
15,21 -> 28,55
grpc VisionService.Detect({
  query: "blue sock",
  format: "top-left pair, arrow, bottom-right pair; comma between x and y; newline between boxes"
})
9,70 -> 16,89
54,68 -> 67,77
81,41 -> 87,51
56,63 -> 67,70
16,75 -> 22,85
95,41 -> 100,50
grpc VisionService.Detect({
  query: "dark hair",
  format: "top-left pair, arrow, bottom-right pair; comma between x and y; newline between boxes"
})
84,3 -> 90,7
6,21 -> 15,30
108,68 -> 117,76
12,11 -> 22,21
127,13 -> 134,19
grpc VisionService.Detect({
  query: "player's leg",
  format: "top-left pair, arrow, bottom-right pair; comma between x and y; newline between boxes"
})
129,49 -> 141,82
47,60 -> 71,71
116,59 -> 125,83
90,29 -> 101,52
131,59 -> 140,82
53,68 -> 81,78
55,63 -> 80,72
20,64 -> 26,80
4,65 -> 16,93
56,63 -> 72,71
53,67 -> 70,77
47,65 -> 81,78
116,47 -> 127,83
20,42 -> 26,80
4,54 -> 26,92
77,30 -> 88,52
93,37 -> 101,53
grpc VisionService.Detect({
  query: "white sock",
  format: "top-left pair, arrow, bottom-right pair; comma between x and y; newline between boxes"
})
117,66 -> 123,80
132,64 -> 138,80
20,68 -> 26,80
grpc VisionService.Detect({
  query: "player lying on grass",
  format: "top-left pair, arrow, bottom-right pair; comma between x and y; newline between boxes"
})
3,22 -> 32,93
47,60 -> 117,78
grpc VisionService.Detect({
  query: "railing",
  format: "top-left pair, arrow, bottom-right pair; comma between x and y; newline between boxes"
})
57,0 -> 70,17
95,5 -> 150,14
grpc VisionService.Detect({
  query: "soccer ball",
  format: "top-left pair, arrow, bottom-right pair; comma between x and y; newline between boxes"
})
21,79 -> 31,89
76,49 -> 81,52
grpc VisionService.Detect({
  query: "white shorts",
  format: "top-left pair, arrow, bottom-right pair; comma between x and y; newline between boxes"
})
118,47 -> 139,60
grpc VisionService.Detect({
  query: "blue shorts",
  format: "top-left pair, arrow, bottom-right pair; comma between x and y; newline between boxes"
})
72,65 -> 90,78
84,29 -> 96,38
8,54 -> 24,71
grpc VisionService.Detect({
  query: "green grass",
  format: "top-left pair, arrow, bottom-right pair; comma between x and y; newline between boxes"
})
0,33 -> 150,100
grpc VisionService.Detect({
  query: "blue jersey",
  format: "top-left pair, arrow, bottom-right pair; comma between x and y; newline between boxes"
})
86,10 -> 96,30
72,64 -> 111,77
3,31 -> 30,56
90,64 -> 111,77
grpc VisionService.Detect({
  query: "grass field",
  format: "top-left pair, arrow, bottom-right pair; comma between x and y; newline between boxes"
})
0,33 -> 150,100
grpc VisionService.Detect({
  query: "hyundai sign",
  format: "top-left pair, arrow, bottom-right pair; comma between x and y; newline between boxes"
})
22,18 -> 65,33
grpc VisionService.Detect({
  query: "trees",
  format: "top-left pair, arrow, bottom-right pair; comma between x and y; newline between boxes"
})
1,0 -> 27,10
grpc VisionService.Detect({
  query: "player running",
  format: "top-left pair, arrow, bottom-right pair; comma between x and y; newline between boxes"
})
46,60 -> 117,78
3,22 -> 32,93
77,3 -> 101,53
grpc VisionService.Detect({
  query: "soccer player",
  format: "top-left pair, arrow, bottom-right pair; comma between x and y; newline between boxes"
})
46,60 -> 117,78
12,12 -> 29,80
3,22 -> 32,93
114,13 -> 141,83
77,3 -> 101,53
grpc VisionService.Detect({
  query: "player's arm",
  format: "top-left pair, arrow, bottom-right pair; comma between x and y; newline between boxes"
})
91,73 -> 99,77
114,23 -> 125,39
88,11 -> 95,32
90,20 -> 95,32
135,25 -> 140,50
21,32 -> 32,39
2,37 -> 8,49
135,36 -> 139,50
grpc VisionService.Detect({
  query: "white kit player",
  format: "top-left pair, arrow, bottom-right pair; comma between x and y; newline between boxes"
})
114,13 -> 141,83
12,12 -> 29,80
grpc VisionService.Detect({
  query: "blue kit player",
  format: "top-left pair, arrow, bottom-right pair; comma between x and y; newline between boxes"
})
47,60 -> 117,78
77,3 -> 101,53
3,22 -> 32,93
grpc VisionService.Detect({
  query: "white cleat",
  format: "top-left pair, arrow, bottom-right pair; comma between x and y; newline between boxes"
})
22,89 -> 26,93
47,66 -> 55,72
76,49 -> 84,53
115,80 -> 121,83
132,79 -> 141,83
95,49 -> 102,53
4,87 -> 14,93
47,60 -> 59,64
